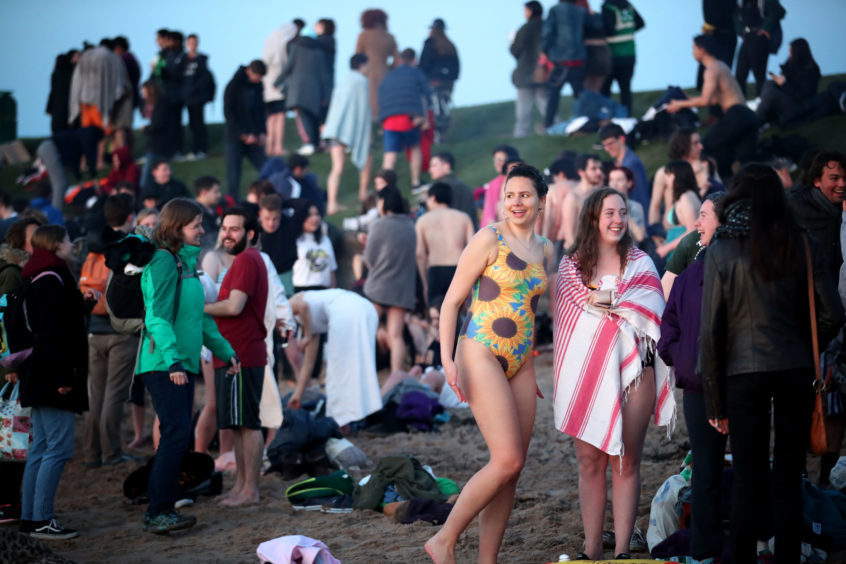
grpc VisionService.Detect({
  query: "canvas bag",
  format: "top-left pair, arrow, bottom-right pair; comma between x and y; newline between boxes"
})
0,382 -> 32,462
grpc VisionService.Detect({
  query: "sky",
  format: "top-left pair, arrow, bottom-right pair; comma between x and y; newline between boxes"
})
1,0 -> 845,137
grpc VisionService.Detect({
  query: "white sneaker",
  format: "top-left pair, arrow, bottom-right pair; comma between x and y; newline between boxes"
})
297,144 -> 315,156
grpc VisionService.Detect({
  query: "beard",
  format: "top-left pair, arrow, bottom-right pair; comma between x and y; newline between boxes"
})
223,235 -> 247,255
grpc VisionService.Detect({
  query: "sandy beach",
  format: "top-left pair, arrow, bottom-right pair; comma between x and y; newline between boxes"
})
3,349 -> 831,564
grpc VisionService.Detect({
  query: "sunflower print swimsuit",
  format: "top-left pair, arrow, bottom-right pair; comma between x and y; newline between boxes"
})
460,226 -> 549,378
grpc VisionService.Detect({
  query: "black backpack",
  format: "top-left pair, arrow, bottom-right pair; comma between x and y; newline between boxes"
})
102,226 -> 187,334
0,271 -> 63,370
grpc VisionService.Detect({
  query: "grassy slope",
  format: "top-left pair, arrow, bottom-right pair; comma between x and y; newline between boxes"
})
2,75 -> 845,225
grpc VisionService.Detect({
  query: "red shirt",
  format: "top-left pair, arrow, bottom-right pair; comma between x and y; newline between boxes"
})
214,248 -> 268,368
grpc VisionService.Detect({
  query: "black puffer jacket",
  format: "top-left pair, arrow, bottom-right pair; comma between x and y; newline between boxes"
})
700,234 -> 844,419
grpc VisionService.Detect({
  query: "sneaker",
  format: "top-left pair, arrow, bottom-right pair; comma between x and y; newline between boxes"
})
104,453 -> 136,466
297,144 -> 315,156
19,519 -> 34,534
143,510 -> 196,534
30,518 -> 79,540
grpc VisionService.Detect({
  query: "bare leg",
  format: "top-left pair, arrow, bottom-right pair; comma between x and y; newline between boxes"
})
385,307 -> 408,373
153,415 -> 161,451
194,357 -> 217,453
380,369 -> 414,397
327,144 -> 345,216
295,111 -> 309,145
219,429 -> 245,502
382,151 -> 397,171
424,340 -> 532,564
359,154 -> 372,203
219,429 -> 233,454
265,114 -> 276,155
221,428 -> 263,506
409,145 -> 422,186
574,439 -> 609,559
127,404 -> 146,448
610,368 -> 655,556
264,427 -> 276,449
478,359 -> 538,563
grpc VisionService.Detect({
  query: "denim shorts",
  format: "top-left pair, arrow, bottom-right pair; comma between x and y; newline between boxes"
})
383,127 -> 421,152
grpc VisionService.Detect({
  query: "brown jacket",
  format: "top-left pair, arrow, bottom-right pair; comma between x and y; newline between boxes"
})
355,29 -> 400,119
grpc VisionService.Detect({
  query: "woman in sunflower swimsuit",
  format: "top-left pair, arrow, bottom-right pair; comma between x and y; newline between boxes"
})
425,164 -> 554,564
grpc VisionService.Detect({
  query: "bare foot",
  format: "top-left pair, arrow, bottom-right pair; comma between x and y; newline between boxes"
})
215,487 -> 240,504
219,491 -> 260,507
126,437 -> 148,449
424,532 -> 455,564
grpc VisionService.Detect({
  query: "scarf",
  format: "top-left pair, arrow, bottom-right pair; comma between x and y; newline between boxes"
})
553,247 -> 675,457
713,198 -> 751,240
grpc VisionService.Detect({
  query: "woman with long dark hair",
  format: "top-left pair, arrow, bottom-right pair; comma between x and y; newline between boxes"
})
136,198 -> 239,534
425,165 -> 553,563
701,164 -> 843,563
553,187 -> 674,560
756,37 -> 821,126
656,160 -> 701,259
292,204 -> 337,292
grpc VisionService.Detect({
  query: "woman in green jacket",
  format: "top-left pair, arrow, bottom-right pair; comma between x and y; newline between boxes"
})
137,198 -> 239,534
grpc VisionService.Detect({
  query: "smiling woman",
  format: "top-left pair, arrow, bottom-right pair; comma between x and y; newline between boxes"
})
553,187 -> 673,560
425,164 -> 554,564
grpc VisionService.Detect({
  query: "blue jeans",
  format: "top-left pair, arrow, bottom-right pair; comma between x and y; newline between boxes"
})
141,371 -> 195,516
225,139 -> 267,201
21,406 -> 75,521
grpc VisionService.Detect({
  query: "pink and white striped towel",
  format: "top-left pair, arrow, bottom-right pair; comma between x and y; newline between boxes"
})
553,247 -> 675,457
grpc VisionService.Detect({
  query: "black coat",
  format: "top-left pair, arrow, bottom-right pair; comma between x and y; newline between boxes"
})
182,53 -> 215,106
224,66 -> 265,142
145,99 -> 172,157
511,17 -> 543,88
46,54 -> 76,133
700,234 -> 844,419
19,255 -> 89,413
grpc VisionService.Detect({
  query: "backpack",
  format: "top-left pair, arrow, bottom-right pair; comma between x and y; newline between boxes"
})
101,226 -> 188,335
0,271 -> 63,370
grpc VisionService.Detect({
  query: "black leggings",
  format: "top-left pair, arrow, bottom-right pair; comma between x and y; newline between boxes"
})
735,32 -> 770,98
726,369 -> 812,564
702,104 -> 758,179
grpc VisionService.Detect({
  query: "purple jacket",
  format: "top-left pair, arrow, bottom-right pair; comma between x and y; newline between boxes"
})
657,253 -> 704,392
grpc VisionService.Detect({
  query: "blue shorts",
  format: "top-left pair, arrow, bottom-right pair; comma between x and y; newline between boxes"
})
383,127 -> 421,153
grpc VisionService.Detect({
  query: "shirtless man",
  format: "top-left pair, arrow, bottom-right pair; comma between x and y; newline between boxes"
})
559,154 -> 602,249
667,34 -> 758,179
541,157 -> 576,242
416,182 -> 475,304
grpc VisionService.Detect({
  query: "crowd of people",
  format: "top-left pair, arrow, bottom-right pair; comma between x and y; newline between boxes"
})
1,1 -> 845,563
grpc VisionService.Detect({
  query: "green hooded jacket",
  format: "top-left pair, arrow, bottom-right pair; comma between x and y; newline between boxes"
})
135,244 -> 234,375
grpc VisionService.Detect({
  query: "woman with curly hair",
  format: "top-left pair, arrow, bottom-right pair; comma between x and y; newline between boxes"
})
355,8 -> 400,119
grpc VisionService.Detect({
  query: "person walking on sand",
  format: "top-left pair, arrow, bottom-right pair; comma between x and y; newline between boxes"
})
424,164 -> 553,564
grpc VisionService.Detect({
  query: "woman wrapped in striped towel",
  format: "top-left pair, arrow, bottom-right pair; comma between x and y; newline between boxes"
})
553,187 -> 675,561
